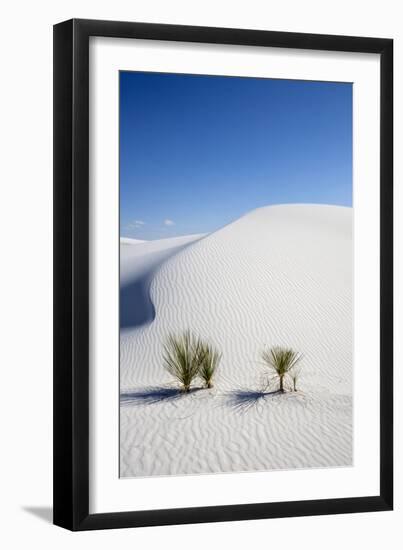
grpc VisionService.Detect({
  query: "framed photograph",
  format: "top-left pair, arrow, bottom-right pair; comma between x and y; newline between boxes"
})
53,19 -> 393,531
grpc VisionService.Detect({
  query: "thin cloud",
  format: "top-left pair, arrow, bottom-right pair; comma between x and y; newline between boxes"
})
164,219 -> 175,226
127,220 -> 146,229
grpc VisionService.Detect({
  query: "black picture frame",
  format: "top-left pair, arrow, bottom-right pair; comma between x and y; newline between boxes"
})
53,18 -> 393,531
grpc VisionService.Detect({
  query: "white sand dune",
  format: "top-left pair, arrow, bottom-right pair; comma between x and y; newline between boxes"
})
120,237 -> 146,245
120,204 -> 352,477
120,234 -> 205,329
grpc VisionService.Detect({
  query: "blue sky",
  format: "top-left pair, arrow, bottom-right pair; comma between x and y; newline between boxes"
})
120,71 -> 352,239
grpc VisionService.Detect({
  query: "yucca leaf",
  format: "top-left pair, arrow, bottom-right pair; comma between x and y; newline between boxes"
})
261,346 -> 303,392
197,342 -> 221,388
163,331 -> 203,392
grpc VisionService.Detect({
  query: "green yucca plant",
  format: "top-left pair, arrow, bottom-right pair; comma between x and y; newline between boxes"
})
289,366 -> 302,392
163,331 -> 204,392
198,342 -> 221,389
261,346 -> 303,393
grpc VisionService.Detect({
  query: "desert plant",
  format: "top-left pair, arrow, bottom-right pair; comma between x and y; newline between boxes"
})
163,331 -> 203,392
198,342 -> 221,388
261,346 -> 303,393
289,366 -> 302,392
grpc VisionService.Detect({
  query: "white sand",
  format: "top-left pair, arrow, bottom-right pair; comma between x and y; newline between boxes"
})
120,204 -> 353,477
120,237 -> 146,245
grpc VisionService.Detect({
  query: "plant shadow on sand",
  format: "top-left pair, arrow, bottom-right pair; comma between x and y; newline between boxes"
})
224,388 -> 282,413
120,386 -> 201,406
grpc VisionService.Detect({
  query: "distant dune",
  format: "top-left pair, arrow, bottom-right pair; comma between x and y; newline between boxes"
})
120,234 -> 205,329
120,204 -> 353,478
120,237 -> 146,245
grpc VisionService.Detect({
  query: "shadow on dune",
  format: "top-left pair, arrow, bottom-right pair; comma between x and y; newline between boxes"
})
120,272 -> 155,329
120,239 -> 202,330
120,386 -> 202,406
120,386 -> 181,406
225,388 -> 281,412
